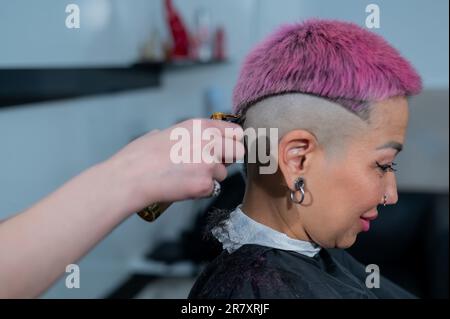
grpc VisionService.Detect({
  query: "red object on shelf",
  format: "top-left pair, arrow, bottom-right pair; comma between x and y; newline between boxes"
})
214,26 -> 226,61
164,0 -> 190,60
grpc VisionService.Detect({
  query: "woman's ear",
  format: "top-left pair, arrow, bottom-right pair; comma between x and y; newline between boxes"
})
278,130 -> 318,190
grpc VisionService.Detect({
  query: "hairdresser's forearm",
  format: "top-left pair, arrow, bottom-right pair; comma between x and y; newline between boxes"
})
0,160 -> 140,298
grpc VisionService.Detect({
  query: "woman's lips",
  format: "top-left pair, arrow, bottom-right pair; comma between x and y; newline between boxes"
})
360,218 -> 371,232
360,211 -> 378,232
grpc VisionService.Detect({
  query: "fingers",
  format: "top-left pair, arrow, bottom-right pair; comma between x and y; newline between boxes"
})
215,138 -> 245,164
190,169 -> 224,199
165,118 -> 245,166
211,163 -> 228,182
201,137 -> 245,165
208,120 -> 244,141
221,137 -> 245,164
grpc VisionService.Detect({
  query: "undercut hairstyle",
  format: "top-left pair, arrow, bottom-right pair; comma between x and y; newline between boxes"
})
243,93 -> 368,163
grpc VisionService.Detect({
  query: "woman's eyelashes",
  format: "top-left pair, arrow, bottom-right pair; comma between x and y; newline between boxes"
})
376,161 -> 397,173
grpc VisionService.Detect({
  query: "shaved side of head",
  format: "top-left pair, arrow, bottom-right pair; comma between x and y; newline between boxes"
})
243,93 -> 370,169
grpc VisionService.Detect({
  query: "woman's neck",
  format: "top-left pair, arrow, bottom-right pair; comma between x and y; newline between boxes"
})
241,179 -> 313,242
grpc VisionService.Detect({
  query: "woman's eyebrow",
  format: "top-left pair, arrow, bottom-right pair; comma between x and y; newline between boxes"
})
376,141 -> 403,154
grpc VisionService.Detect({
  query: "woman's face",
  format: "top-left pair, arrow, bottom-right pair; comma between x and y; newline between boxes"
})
301,97 -> 409,248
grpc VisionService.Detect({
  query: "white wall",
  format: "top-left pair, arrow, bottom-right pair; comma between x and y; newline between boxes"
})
0,0 -> 448,298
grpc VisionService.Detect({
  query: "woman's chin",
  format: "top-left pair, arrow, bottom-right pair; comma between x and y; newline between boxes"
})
335,236 -> 357,249
314,232 -> 358,249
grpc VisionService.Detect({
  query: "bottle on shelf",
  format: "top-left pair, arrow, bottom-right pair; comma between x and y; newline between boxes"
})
164,0 -> 190,60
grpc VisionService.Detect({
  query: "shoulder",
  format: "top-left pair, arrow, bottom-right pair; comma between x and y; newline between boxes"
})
189,245 -> 315,299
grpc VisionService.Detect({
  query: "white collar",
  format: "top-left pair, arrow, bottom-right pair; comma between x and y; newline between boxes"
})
211,205 -> 321,257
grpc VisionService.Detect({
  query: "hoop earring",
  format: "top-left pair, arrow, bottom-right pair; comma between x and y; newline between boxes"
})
290,177 -> 305,204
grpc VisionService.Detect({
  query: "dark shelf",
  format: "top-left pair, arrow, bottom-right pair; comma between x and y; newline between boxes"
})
0,59 -> 226,109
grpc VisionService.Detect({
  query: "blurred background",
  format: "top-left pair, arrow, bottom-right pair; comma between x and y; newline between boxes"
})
0,0 -> 448,299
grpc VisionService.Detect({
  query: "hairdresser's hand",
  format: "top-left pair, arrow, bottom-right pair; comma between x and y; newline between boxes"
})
0,118 -> 244,298
105,119 -> 245,215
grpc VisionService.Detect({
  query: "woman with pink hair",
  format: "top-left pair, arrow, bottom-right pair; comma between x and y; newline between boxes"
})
189,19 -> 422,299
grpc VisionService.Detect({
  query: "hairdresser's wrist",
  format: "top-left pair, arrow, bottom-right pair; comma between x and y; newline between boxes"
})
98,155 -> 161,219
84,160 -> 133,220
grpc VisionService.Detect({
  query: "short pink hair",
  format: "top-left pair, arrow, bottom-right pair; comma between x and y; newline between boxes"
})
233,19 -> 422,117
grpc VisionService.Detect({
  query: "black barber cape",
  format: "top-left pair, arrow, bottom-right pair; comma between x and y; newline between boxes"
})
189,244 -> 416,299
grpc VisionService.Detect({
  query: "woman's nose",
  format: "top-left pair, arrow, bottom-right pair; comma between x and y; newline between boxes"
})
383,173 -> 399,205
